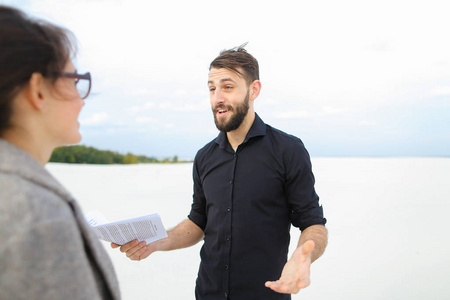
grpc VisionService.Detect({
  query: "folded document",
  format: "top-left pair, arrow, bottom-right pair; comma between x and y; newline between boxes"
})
85,210 -> 168,245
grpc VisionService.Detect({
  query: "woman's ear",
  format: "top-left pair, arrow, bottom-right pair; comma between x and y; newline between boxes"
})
25,73 -> 46,111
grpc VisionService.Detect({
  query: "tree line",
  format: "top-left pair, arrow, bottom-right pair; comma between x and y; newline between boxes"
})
49,145 -> 189,164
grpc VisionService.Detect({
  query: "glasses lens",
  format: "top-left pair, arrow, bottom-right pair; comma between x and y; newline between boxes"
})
76,77 -> 90,99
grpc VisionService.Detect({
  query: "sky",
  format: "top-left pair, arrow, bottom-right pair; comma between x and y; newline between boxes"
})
3,0 -> 450,158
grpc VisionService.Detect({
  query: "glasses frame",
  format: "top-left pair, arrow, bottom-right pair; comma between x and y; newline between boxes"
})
62,72 -> 91,99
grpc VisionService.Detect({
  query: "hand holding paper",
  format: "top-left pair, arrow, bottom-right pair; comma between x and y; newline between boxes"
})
85,210 -> 168,245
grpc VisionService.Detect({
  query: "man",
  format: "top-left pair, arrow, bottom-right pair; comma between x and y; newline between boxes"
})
114,45 -> 327,299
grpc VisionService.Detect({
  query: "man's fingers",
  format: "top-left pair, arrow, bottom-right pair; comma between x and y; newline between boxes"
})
265,281 -> 281,291
119,240 -> 141,253
110,240 -> 139,250
129,245 -> 151,261
110,239 -> 150,261
124,241 -> 147,257
265,280 -> 300,294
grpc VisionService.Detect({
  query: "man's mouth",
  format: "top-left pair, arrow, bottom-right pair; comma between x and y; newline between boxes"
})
215,105 -> 231,117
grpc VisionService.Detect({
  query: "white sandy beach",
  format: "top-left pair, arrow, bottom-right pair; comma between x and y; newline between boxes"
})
47,157 -> 450,300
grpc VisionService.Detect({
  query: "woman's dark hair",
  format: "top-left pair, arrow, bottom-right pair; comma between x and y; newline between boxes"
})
209,43 -> 259,85
0,5 -> 76,133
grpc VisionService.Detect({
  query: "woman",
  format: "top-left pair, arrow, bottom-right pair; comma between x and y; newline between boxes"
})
0,6 -> 120,299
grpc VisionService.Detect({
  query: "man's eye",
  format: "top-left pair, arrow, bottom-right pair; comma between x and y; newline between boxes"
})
225,86 -> 232,90
209,87 -> 216,92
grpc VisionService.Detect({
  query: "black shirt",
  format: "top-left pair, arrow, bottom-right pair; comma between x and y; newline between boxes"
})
188,114 -> 326,300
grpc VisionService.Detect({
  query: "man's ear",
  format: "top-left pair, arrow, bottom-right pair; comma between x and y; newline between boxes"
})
25,72 -> 46,111
250,80 -> 261,101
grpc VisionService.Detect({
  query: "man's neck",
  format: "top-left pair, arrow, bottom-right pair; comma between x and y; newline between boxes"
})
226,112 -> 255,149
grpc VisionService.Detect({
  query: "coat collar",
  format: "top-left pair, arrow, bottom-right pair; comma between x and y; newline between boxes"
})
0,139 -> 74,201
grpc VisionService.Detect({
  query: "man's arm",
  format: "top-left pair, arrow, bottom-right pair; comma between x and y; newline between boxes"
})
265,224 -> 328,294
111,218 -> 204,261
298,224 -> 328,263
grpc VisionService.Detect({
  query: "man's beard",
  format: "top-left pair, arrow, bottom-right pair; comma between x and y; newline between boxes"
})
212,91 -> 250,132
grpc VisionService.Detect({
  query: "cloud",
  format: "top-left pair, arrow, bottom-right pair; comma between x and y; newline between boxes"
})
359,120 -> 378,126
430,86 -> 450,97
321,106 -> 347,116
274,110 -> 312,119
135,116 -> 156,124
272,106 -> 347,120
158,101 -> 204,112
130,102 -> 156,112
173,89 -> 188,97
131,88 -> 158,97
80,112 -> 109,125
364,40 -> 394,52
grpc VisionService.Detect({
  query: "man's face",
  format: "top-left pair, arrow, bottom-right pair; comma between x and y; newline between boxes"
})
208,67 -> 250,132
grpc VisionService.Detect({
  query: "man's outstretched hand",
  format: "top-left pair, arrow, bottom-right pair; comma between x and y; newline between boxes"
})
265,240 -> 315,294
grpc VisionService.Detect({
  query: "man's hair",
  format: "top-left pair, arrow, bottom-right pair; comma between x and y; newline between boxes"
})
209,43 -> 259,85
0,5 -> 76,133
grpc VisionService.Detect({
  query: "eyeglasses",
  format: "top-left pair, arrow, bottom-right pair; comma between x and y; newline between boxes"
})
62,72 -> 92,99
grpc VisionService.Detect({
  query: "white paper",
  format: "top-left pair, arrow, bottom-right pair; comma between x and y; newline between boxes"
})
85,210 -> 110,227
85,210 -> 168,245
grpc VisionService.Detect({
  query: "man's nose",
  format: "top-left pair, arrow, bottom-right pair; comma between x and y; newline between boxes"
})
212,89 -> 224,104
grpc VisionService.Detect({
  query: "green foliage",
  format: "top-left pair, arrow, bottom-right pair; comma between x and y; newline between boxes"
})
49,145 -> 189,164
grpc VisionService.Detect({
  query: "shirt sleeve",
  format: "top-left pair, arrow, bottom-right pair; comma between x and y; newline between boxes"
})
187,155 -> 207,231
285,139 -> 326,231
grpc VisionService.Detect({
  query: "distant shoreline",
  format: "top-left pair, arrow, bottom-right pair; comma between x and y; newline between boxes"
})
50,145 -> 193,164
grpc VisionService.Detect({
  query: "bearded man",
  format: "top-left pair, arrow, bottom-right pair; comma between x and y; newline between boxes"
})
114,45 -> 328,300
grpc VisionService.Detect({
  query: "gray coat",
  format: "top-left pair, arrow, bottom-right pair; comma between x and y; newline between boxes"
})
0,139 -> 121,300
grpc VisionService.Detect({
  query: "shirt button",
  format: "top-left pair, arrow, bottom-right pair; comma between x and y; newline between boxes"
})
226,235 -> 230,241
227,207 -> 231,212
225,292 -> 228,297
225,264 -> 229,270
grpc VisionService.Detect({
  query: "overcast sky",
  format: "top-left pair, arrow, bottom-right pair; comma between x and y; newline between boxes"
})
4,0 -> 450,158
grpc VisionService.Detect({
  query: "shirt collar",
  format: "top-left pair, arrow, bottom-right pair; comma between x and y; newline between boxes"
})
215,113 -> 266,150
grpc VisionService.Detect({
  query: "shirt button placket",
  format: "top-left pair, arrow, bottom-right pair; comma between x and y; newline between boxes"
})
224,152 -> 236,300
224,207 -> 231,299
